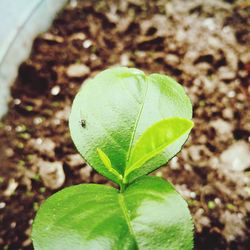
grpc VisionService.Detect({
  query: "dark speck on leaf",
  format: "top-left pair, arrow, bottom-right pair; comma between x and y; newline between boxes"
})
80,119 -> 86,128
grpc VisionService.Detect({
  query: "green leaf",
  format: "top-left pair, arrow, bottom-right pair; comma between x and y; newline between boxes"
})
32,176 -> 193,250
125,117 -> 193,179
69,67 -> 192,184
97,148 -> 123,181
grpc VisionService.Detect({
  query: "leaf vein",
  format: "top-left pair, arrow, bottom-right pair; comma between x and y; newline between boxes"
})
126,78 -> 149,166
118,194 -> 138,248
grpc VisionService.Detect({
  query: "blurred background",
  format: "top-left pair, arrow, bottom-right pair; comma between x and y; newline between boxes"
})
0,0 -> 249,249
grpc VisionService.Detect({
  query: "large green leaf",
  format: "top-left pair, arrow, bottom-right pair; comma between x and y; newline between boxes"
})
125,117 -> 193,179
32,176 -> 193,250
69,67 -> 192,184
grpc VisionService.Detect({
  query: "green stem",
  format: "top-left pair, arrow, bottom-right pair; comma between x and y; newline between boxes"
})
119,181 -> 126,193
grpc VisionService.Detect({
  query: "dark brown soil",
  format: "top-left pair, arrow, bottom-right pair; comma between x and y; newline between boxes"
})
0,1 -> 249,249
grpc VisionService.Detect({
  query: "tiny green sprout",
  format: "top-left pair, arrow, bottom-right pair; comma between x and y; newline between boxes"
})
208,201 -> 216,210
25,105 -> 33,112
226,203 -> 236,211
39,187 -> 46,193
17,132 -> 31,140
96,148 -> 123,182
32,67 -> 194,250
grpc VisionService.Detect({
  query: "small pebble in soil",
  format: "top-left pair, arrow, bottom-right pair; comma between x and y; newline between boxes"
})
190,192 -> 197,199
202,18 -> 216,31
33,117 -> 43,125
13,99 -> 21,105
223,108 -> 234,119
219,67 -> 236,81
227,90 -> 236,98
5,148 -> 14,158
32,138 -> 56,157
52,118 -> 61,126
155,171 -> 163,177
220,140 -> 250,171
82,40 -> 92,48
41,33 -> 64,43
210,119 -> 233,136
55,106 -> 71,121
3,179 -> 18,197
29,138 -> 56,157
120,54 -> 130,66
90,54 -> 97,61
188,145 -> 204,162
66,154 -> 85,168
38,160 -> 65,190
5,125 -> 12,132
10,222 -> 16,229
79,165 -> 92,181
69,0 -> 78,8
15,124 -> 27,133
22,238 -> 32,248
165,54 -> 179,65
0,202 -> 6,209
36,138 -> 43,145
51,85 -> 61,96
214,198 -> 222,206
169,156 -> 180,169
184,164 -> 192,171
221,211 -> 246,242
66,64 -> 90,78
69,32 -> 86,41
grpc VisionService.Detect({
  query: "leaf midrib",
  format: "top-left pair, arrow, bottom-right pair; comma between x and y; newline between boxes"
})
118,193 -> 138,249
126,77 -> 149,167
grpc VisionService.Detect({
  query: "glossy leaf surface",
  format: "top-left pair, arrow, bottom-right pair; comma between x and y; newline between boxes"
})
125,117 -> 193,178
32,176 -> 193,250
69,67 -> 192,184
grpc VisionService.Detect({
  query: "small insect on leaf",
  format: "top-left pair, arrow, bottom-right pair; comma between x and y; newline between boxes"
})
97,148 -> 123,181
125,117 -> 194,178
80,119 -> 86,128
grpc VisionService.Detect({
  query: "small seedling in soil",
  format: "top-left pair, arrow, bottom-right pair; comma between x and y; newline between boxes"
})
32,67 -> 194,250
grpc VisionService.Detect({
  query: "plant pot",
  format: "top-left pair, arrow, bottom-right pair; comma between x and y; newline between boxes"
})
0,0 -> 67,118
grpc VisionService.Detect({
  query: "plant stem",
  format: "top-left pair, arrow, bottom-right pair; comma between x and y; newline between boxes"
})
119,182 -> 126,193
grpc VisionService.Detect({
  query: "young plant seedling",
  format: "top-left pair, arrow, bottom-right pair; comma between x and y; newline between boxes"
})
32,67 -> 194,250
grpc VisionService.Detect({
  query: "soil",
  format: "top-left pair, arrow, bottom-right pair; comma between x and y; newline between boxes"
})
0,0 -> 250,249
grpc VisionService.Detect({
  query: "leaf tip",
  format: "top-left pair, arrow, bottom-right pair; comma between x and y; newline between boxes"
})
175,117 -> 194,131
187,119 -> 194,130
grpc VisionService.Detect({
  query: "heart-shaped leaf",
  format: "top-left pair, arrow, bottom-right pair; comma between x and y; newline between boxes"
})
32,176 -> 193,250
125,117 -> 193,179
69,67 -> 192,185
